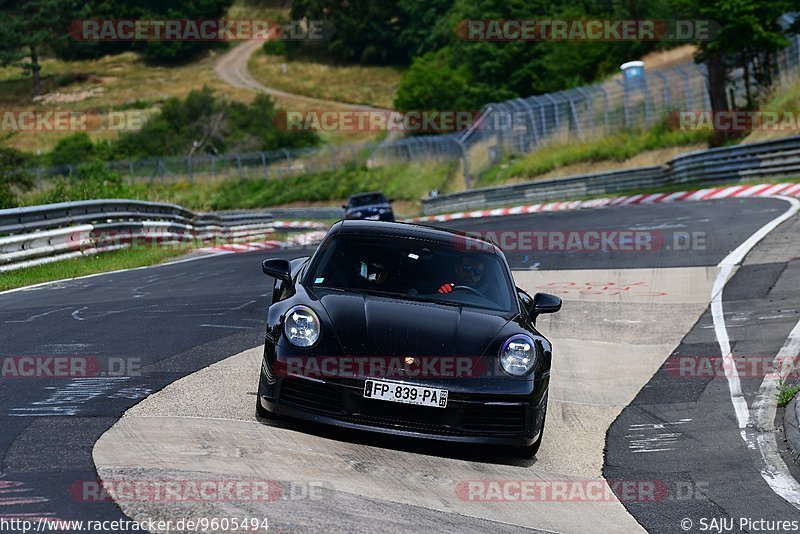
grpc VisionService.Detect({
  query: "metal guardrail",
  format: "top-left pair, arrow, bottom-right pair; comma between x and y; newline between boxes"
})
0,200 -> 339,272
421,135 -> 800,215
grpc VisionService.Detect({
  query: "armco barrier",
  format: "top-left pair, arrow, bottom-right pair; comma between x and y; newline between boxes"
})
0,200 -> 341,272
422,135 -> 800,215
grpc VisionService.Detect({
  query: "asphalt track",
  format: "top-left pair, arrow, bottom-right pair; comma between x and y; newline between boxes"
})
0,197 -> 797,533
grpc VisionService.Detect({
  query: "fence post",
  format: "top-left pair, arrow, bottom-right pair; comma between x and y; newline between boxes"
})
616,80 -> 631,128
261,152 -> 269,180
575,87 -> 593,135
567,94 -> 584,139
456,138 -> 470,190
543,93 -> 560,134
282,149 -> 292,177
697,64 -> 712,111
187,155 -> 193,183
595,86 -> 610,133
517,98 -> 539,148
235,153 -> 243,178
653,71 -> 670,110
675,67 -> 692,109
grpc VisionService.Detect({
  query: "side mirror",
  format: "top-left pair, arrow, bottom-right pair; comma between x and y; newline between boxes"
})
341,204 -> 348,210
262,258 -> 291,282
532,292 -> 562,317
387,198 -> 395,203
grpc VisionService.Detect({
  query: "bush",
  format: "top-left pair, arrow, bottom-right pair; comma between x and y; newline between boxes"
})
109,87 -> 318,160
394,50 -> 473,111
0,146 -> 33,209
48,133 -> 105,167
43,161 -> 137,204
263,40 -> 287,56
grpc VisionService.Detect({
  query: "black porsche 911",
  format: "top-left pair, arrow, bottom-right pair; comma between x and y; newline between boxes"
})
342,191 -> 395,221
256,220 -> 561,455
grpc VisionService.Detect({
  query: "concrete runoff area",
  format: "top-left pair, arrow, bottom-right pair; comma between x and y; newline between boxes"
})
94,266 -> 718,533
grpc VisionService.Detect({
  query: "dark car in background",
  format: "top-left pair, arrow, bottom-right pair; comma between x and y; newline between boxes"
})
343,192 -> 395,221
257,220 -> 561,456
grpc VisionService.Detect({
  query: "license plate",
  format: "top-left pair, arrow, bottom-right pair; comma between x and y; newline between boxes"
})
365,215 -> 380,220
363,380 -> 448,408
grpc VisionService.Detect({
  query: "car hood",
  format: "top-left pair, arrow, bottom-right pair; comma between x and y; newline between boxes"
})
315,290 -> 510,359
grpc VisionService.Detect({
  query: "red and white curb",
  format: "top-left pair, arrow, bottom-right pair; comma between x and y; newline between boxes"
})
272,221 -> 328,230
198,231 -> 328,254
406,182 -> 800,223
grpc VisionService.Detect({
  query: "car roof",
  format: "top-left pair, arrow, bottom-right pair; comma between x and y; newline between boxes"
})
331,220 -> 501,254
349,191 -> 385,199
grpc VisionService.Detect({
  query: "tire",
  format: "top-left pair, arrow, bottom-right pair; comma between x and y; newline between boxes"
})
255,374 -> 278,420
520,429 -> 544,457
518,401 -> 547,457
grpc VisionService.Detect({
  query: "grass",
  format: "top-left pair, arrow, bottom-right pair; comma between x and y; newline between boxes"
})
17,160 -> 460,214
778,384 -> 800,407
153,161 -> 459,211
0,0 -> 392,154
743,77 -> 800,144
248,48 -> 404,109
0,51 -> 257,154
0,248 -> 190,292
480,124 -> 713,186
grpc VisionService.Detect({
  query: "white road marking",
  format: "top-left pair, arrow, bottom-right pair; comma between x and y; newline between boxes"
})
710,195 -> 800,507
751,318 -> 800,506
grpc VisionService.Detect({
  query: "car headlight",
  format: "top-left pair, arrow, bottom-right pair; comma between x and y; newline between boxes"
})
500,334 -> 537,376
284,306 -> 320,347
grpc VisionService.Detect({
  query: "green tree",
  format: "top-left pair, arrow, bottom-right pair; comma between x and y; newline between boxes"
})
670,0 -> 794,145
394,50 -> 473,111
0,0 -> 84,97
290,0 -> 453,64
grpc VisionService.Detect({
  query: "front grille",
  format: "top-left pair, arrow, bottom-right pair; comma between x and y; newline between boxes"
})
461,403 -> 526,434
279,379 -> 345,414
278,378 -> 529,437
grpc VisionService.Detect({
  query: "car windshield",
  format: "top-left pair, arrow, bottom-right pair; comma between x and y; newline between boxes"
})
305,233 -> 516,312
349,194 -> 386,207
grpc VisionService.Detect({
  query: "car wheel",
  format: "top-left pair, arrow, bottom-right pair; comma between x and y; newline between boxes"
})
520,430 -> 544,457
255,374 -> 278,420
518,403 -> 547,457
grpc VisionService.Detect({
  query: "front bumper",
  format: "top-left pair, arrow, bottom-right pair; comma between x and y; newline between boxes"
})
258,363 -> 547,447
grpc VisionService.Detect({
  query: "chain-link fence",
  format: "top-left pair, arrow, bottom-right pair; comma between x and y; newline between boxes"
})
7,34 -> 800,192
372,34 -> 800,184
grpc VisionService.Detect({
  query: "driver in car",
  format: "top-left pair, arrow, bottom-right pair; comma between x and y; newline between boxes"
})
438,256 -> 485,294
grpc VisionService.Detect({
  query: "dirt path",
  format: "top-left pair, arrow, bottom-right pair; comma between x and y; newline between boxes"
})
214,40 -> 384,111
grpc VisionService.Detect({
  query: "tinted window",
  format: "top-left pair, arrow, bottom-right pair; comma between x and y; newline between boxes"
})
349,194 -> 387,207
306,234 -> 516,312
